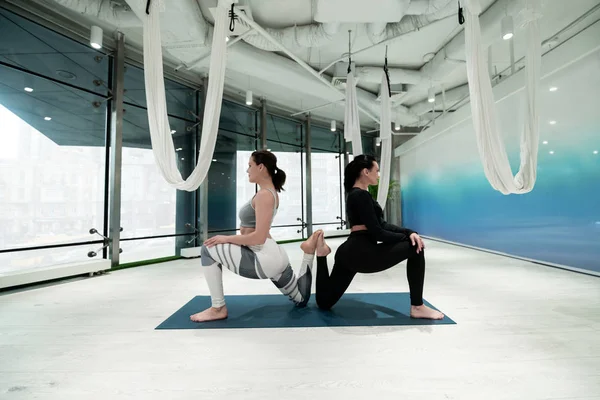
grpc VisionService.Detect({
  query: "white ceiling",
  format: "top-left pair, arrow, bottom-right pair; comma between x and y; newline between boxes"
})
18,0 -> 600,131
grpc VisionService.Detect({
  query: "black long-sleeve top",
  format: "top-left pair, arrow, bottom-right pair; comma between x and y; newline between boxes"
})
346,187 -> 416,244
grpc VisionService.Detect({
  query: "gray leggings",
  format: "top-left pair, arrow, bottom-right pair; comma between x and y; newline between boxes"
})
201,238 -> 313,308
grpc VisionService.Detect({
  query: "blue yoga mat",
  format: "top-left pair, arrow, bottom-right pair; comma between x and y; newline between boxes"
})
156,292 -> 455,330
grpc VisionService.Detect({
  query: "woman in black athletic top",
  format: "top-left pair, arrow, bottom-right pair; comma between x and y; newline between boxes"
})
315,154 -> 444,320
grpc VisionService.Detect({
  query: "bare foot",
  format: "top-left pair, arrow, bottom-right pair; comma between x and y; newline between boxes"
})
316,231 -> 331,257
300,229 -> 322,254
410,304 -> 444,320
190,306 -> 228,322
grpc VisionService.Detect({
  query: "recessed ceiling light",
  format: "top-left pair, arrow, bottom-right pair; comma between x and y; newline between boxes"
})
56,70 -> 76,80
549,87 -> 558,92
24,87 -> 33,92
181,158 -> 185,160
549,150 -> 554,155
594,150 -> 598,155
176,148 -> 183,151
171,130 -> 176,134
549,121 -> 556,125
44,116 -> 51,121
212,159 -> 217,162
542,140 -> 548,145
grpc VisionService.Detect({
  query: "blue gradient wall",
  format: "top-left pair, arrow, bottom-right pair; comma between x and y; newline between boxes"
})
400,47 -> 600,274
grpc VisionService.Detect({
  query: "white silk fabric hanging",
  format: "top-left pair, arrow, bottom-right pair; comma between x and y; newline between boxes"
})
377,70 -> 392,209
344,70 -> 363,155
141,0 -> 232,191
464,0 -> 542,194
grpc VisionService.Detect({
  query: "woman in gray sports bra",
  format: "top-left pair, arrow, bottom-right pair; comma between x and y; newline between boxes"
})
190,150 -> 322,323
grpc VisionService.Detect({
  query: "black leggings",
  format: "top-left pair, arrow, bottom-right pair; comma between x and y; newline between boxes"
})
316,231 -> 425,310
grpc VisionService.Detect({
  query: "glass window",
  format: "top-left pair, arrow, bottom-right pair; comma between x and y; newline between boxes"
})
123,64 -> 197,121
311,123 -> 342,153
209,126 -> 257,234
221,101 -> 257,136
310,124 -> 344,232
267,114 -> 302,146
119,237 -> 177,264
120,112 -> 197,240
119,63 -> 198,261
0,9 -> 109,96
0,65 -> 106,257
0,244 -> 106,275
266,140 -> 304,240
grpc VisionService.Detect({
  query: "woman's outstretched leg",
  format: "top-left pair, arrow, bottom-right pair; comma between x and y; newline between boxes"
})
315,231 -> 356,310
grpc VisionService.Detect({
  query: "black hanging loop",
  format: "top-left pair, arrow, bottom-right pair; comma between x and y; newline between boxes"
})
229,4 -> 238,32
384,46 -> 392,97
145,0 -> 152,15
458,1 -> 465,25
347,30 -> 352,74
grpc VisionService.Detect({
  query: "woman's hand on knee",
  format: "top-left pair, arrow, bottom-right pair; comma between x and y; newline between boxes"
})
204,235 -> 230,248
409,233 -> 425,254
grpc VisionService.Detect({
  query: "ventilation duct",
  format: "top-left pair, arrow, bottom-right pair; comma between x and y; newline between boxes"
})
241,0 -> 455,52
50,0 -> 421,125
51,0 -> 140,27
367,0 -> 456,43
240,22 -> 341,52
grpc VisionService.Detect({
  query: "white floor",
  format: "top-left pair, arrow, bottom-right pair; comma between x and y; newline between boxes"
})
1,238 -> 599,400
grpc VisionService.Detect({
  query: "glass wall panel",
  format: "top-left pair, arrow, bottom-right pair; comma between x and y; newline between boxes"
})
0,9 -> 109,96
210,101 -> 257,235
119,237 -> 177,264
310,124 -> 344,233
266,114 -> 302,146
123,64 -> 197,121
221,100 -> 257,136
120,64 -> 197,261
0,64 -> 107,271
266,140 -> 304,240
0,244 -> 107,275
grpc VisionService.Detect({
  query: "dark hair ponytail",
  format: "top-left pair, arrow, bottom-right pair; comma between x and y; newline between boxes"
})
344,154 -> 376,192
251,150 -> 286,192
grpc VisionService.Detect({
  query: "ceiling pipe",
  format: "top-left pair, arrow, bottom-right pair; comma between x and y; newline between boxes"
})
51,0 -> 419,126
176,29 -> 254,71
398,0 -> 526,108
317,8 -> 457,76
233,8 -> 388,124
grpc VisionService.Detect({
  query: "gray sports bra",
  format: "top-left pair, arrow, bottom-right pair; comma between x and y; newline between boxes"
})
239,188 -> 278,228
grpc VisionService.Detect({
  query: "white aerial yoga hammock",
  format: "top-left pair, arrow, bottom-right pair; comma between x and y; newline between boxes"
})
344,70 -> 363,155
464,0 -> 542,195
141,0 -> 232,192
377,69 -> 392,209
